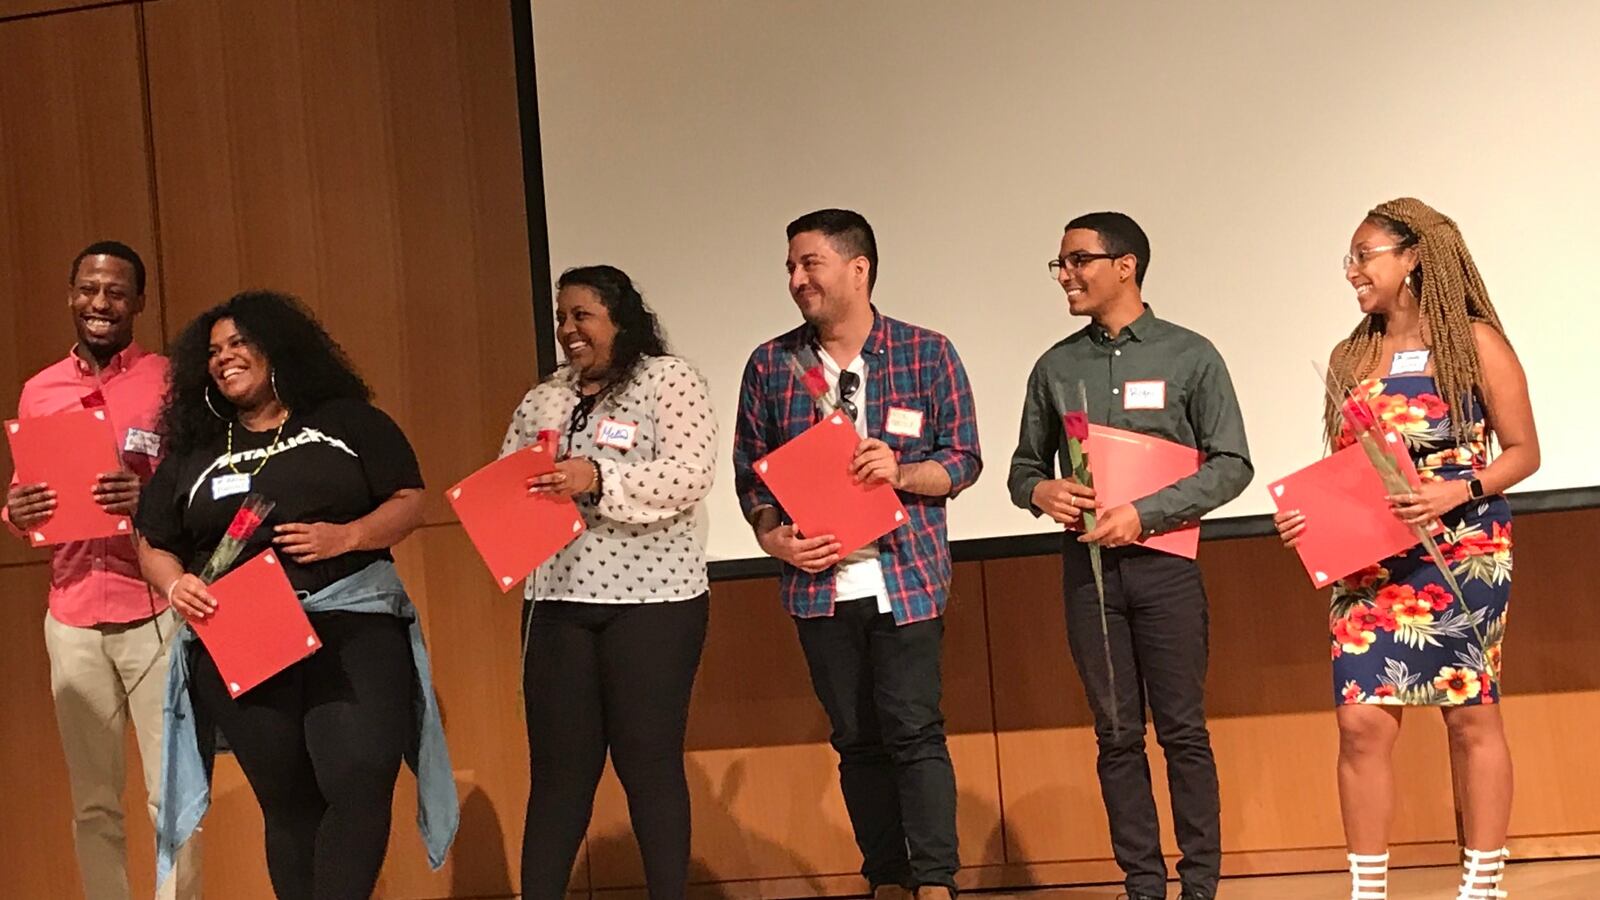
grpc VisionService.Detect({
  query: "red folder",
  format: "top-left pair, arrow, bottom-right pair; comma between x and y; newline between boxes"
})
755,413 -> 909,557
1268,432 -> 1430,588
5,408 -> 131,546
448,443 -> 587,592
1078,424 -> 1204,558
190,550 -> 321,698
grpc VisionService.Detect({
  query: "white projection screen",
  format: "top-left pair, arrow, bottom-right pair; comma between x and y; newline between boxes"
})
523,1 -> 1600,564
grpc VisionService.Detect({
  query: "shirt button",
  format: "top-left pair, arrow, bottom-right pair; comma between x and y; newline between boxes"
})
1112,388 -> 1121,395
1114,349 -> 1122,356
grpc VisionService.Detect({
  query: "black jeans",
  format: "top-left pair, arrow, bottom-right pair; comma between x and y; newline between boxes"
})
520,596 -> 709,900
1062,542 -> 1220,897
189,611 -> 415,900
794,599 -> 959,890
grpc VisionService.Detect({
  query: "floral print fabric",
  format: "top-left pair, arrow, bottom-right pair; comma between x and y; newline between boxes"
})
1329,375 -> 1511,706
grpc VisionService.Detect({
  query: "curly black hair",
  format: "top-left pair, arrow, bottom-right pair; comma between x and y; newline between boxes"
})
158,290 -> 372,458
557,265 -> 670,389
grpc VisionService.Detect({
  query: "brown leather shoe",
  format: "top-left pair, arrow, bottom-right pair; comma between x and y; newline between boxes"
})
872,886 -> 914,900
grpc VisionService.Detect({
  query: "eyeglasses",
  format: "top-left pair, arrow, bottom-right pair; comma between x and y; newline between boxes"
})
1342,244 -> 1404,271
1047,252 -> 1122,277
837,370 -> 860,421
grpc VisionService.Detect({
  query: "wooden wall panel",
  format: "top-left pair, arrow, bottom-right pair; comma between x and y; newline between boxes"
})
0,0 -> 108,21
0,562 -> 80,899
0,2 -> 162,567
586,563 -> 1006,891
142,0 -> 534,528
3,1 -> 1598,897
985,510 -> 1600,878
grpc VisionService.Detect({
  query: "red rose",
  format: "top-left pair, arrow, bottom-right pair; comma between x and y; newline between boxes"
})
225,508 -> 264,542
801,366 -> 829,400
1063,411 -> 1090,442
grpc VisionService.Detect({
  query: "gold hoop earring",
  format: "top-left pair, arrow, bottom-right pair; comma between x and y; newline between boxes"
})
204,384 -> 229,420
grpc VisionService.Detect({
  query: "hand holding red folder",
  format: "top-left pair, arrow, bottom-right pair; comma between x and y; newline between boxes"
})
5,408 -> 132,546
1268,430 -> 1432,588
189,549 -> 321,697
449,443 -> 587,592
1074,424 -> 1204,559
754,413 -> 909,558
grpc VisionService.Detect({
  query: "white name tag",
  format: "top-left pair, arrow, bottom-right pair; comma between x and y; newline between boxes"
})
594,418 -> 639,451
1123,380 -> 1166,410
211,473 -> 251,499
885,406 -> 925,438
1390,349 -> 1430,375
123,427 -> 162,457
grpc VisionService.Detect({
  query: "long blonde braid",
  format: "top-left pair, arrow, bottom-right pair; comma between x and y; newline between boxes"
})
1323,197 -> 1509,449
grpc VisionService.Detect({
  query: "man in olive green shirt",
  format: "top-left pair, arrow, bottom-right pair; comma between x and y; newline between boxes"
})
1007,212 -> 1252,900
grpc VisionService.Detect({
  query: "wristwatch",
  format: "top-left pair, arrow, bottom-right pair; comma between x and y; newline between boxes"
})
1466,477 -> 1486,500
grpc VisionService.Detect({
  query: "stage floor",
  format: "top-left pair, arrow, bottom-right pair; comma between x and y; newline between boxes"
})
981,857 -> 1599,899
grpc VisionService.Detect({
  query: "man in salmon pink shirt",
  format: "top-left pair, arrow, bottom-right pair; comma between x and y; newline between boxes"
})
4,242 -> 201,900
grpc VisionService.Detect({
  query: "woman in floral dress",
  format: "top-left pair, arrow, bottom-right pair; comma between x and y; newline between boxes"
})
1274,198 -> 1539,900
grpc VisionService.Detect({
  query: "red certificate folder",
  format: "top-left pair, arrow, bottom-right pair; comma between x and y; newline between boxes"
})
754,413 -> 909,557
1079,424 -> 1205,559
1268,432 -> 1430,589
5,408 -> 131,546
190,550 -> 321,698
448,443 -> 587,592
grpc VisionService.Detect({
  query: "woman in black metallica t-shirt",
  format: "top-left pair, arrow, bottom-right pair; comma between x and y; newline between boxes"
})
136,290 -> 427,899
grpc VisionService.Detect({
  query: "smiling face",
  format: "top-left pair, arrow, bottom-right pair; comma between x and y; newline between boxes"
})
1346,218 -> 1420,316
68,255 -> 144,362
1057,228 -> 1130,319
556,285 -> 619,376
786,230 -> 868,326
207,317 -> 275,410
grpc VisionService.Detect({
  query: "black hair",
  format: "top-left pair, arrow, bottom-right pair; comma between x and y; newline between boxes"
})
556,265 -> 669,388
1063,211 -> 1151,287
786,208 -> 879,292
158,290 -> 372,458
69,240 -> 146,295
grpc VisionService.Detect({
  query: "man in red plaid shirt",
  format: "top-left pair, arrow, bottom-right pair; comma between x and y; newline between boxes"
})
733,209 -> 981,900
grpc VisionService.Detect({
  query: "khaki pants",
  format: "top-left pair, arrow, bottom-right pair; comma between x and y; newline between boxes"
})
45,609 -> 202,900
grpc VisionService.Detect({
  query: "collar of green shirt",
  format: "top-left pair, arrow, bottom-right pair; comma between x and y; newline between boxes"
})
1087,303 -> 1156,345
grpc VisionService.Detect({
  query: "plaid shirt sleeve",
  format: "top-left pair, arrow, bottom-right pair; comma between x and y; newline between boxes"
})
924,337 -> 982,497
732,347 -> 781,521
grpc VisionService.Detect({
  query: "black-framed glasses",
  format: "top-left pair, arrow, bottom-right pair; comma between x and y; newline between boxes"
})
837,370 -> 861,421
1047,252 -> 1121,277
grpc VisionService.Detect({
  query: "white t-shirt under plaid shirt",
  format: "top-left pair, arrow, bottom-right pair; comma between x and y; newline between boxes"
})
500,355 -> 717,603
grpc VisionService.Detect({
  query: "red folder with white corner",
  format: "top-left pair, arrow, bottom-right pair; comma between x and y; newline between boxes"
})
1074,424 -> 1204,559
1267,431 -> 1432,588
448,442 -> 587,592
4,408 -> 132,546
755,412 -> 909,557
190,549 -> 321,697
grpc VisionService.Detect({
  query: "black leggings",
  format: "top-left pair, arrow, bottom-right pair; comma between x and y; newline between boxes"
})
191,611 -> 414,900
520,595 -> 709,900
